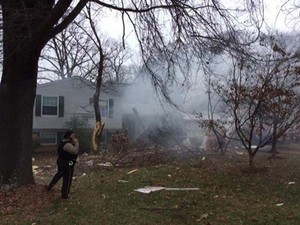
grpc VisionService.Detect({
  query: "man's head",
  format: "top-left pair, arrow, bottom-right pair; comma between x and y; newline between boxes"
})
64,130 -> 75,139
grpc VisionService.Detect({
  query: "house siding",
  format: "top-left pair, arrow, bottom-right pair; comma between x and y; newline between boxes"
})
33,78 -> 123,144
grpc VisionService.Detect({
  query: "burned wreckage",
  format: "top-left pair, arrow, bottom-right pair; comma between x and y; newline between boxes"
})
122,108 -> 205,151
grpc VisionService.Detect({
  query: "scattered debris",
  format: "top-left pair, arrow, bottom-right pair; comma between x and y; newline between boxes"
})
134,186 -> 200,193
288,181 -> 295,185
85,160 -> 94,167
276,203 -> 284,207
164,187 -> 200,191
32,165 -> 39,175
118,180 -> 129,183
82,152 -> 88,157
42,165 -> 52,168
97,162 -> 113,167
134,186 -> 165,194
235,151 -> 245,155
127,169 -> 139,174
200,213 -> 209,219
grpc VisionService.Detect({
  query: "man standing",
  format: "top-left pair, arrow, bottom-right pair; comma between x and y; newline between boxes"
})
47,130 -> 79,199
111,129 -> 121,153
121,129 -> 129,152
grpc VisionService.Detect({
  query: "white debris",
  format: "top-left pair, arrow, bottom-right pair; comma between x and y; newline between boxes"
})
127,169 -> 138,174
118,180 -> 129,183
85,160 -> 94,166
134,186 -> 200,194
97,162 -> 113,167
134,186 -> 165,194
235,151 -> 245,155
32,165 -> 39,174
164,188 -> 200,191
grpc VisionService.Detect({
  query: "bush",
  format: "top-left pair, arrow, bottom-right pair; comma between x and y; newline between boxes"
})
65,116 -> 93,154
75,128 -> 93,154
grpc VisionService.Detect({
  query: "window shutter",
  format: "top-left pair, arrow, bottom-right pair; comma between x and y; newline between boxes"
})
57,131 -> 64,143
109,99 -> 114,118
35,95 -> 41,116
89,97 -> 93,104
58,96 -> 64,117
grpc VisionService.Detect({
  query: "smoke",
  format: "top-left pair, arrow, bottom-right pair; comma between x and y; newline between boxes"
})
121,65 -> 209,149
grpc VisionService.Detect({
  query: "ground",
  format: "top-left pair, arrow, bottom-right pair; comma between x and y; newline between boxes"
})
0,146 -> 297,224
0,151 -> 109,223
0,184 -> 57,222
0,148 -> 168,222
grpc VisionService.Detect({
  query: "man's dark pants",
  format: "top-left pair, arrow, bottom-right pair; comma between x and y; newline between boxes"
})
48,158 -> 75,198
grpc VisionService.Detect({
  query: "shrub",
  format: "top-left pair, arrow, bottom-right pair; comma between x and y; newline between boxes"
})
65,116 -> 93,154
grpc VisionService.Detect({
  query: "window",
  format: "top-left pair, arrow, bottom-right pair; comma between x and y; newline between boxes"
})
42,96 -> 58,116
89,98 -> 114,118
100,99 -> 109,117
40,133 -> 57,145
35,95 -> 64,117
100,99 -> 114,118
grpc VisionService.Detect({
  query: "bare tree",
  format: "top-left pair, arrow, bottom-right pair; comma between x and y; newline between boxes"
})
279,0 -> 300,30
104,40 -> 134,83
207,32 -> 300,167
261,32 -> 300,158
77,3 -> 134,152
0,0 -> 263,188
39,16 -> 95,82
38,5 -> 135,153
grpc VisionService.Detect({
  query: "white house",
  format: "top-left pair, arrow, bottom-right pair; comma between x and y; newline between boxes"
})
33,77 -> 123,145
33,76 -> 206,150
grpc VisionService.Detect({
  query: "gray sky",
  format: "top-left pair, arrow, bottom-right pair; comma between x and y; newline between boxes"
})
264,0 -> 298,31
1,1 -> 297,82
99,0 -> 297,40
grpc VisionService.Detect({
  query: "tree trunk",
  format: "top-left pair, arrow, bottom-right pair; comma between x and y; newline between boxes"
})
92,89 -> 105,152
271,140 -> 278,158
270,121 -> 278,158
0,1 -> 45,187
0,52 -> 40,187
0,0 -> 86,188
248,153 -> 255,169
91,36 -> 105,152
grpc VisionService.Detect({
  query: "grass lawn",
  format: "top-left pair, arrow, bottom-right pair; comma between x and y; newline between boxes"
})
2,149 -> 300,225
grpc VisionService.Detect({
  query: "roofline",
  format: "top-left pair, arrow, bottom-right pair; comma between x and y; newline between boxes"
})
37,76 -> 92,87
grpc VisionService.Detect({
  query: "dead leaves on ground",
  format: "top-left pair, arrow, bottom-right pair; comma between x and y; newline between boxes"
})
0,184 -> 58,224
